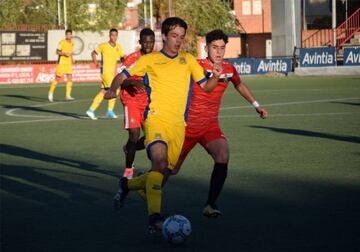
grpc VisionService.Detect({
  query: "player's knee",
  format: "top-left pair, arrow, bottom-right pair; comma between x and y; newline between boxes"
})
128,129 -> 140,142
151,156 -> 168,172
214,151 -> 229,163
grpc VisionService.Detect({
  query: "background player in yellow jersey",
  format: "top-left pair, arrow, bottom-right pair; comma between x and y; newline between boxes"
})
86,28 -> 124,120
104,17 -> 222,233
48,29 -> 75,102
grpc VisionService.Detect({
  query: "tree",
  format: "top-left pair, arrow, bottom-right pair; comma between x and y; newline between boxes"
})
0,0 -> 126,31
174,0 -> 238,53
138,0 -> 238,53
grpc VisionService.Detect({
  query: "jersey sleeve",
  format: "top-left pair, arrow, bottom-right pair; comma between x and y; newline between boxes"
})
122,53 -> 136,68
117,44 -> 125,58
57,41 -> 63,51
122,55 -> 147,78
95,43 -> 104,55
187,54 -> 207,85
230,64 -> 241,87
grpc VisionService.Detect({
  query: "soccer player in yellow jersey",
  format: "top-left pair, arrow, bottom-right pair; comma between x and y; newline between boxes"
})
48,29 -> 75,102
86,28 -> 124,120
104,17 -> 222,233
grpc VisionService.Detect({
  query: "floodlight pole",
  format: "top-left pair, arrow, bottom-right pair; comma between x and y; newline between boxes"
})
291,0 -> 297,48
57,0 -> 62,26
169,0 -> 173,16
63,0 -> 68,30
332,0 -> 336,47
150,0 -> 154,30
144,0 -> 148,27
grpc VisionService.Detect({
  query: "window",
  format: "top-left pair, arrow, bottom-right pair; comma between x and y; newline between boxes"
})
242,1 -> 251,15
252,0 -> 262,15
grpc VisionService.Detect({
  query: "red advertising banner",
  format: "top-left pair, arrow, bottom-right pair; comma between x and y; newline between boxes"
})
0,64 -> 121,84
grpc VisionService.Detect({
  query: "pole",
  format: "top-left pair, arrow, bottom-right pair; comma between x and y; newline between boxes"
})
262,0 -> 264,33
57,0 -> 62,26
291,0 -> 297,48
144,0 -> 147,27
150,0 -> 153,30
63,0 -> 68,29
346,0 -> 348,22
332,0 -> 336,47
303,0 -> 306,31
168,0 -> 172,17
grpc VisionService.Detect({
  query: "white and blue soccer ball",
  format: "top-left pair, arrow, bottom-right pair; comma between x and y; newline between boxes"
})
162,215 -> 192,245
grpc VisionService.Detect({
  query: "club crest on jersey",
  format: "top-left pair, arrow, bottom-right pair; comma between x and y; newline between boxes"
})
154,133 -> 162,140
179,57 -> 186,64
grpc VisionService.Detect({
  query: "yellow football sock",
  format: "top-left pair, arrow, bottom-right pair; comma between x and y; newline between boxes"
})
89,91 -> 104,111
49,79 -> 57,94
127,173 -> 148,190
65,81 -> 72,97
146,171 -> 164,215
108,98 -> 116,111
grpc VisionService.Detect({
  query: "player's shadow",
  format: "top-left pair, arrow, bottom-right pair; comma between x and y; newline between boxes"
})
1,94 -> 48,102
1,166 -> 359,252
249,125 -> 360,144
331,101 -> 360,106
0,163 -> 110,205
1,104 -> 83,119
1,144 -> 97,169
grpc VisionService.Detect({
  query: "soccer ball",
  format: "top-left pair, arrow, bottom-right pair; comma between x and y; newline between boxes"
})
162,215 -> 192,245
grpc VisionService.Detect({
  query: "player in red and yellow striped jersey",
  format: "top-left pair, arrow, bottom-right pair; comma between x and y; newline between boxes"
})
171,30 -> 268,217
48,29 -> 75,102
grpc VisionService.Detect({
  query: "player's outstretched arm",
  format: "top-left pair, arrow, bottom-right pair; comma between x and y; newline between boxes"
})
236,82 -> 268,119
201,63 -> 222,93
91,50 -> 100,68
104,73 -> 127,100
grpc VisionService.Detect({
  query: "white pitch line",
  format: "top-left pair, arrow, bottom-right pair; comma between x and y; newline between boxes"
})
0,117 -> 78,125
0,114 -> 124,125
220,97 -> 360,110
2,97 -> 360,125
0,83 -> 99,89
5,99 -> 90,118
1,111 -> 357,125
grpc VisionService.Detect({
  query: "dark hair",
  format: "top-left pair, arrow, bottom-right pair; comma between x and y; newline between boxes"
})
206,29 -> 228,44
140,28 -> 155,41
110,28 -> 118,34
65,29 -> 72,34
161,17 -> 187,36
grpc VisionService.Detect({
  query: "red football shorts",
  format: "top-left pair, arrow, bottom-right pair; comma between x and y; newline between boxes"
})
123,102 -> 146,129
178,121 -> 226,162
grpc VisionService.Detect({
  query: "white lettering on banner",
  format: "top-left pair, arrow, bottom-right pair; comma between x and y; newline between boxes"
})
257,60 -> 288,72
0,67 -> 32,73
302,52 -> 334,65
233,62 -> 251,74
345,51 -> 360,64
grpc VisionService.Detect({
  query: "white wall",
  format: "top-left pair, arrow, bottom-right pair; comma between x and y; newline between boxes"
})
48,30 -> 137,61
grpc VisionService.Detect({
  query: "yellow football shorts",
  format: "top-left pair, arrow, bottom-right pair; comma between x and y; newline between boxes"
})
101,72 -> 116,89
55,64 -> 72,77
144,115 -> 185,169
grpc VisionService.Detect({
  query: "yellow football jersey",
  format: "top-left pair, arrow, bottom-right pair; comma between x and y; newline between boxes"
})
96,42 -> 124,75
57,39 -> 74,66
123,50 -> 207,124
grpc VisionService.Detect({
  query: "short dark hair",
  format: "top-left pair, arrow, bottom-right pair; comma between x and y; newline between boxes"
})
206,29 -> 228,44
161,17 -> 187,36
65,29 -> 72,34
140,28 -> 155,41
110,28 -> 118,34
